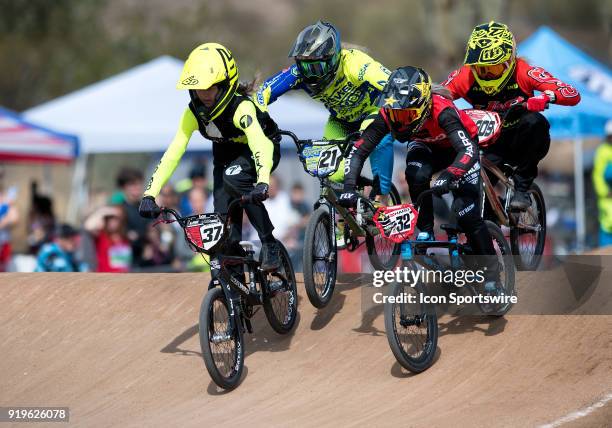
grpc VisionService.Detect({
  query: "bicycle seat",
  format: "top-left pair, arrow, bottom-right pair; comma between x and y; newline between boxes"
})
440,224 -> 463,234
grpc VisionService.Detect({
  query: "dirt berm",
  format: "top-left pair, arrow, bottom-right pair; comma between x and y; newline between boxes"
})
1,262 -> 611,427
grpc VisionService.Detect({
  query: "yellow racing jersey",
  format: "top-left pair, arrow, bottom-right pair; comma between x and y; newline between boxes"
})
255,49 -> 391,123
144,95 -> 278,197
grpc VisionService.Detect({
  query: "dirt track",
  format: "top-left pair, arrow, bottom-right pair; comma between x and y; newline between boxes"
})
1,268 -> 611,427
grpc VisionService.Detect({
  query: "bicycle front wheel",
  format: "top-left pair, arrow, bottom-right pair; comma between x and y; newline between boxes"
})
303,207 -> 337,308
384,276 -> 438,373
486,220 -> 516,316
199,287 -> 244,390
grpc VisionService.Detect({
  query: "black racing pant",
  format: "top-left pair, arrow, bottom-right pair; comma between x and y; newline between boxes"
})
212,142 -> 281,244
484,112 -> 551,192
404,142 -> 498,277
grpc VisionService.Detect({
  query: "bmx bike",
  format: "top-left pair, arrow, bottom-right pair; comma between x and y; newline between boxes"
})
277,129 -> 402,308
156,198 -> 298,390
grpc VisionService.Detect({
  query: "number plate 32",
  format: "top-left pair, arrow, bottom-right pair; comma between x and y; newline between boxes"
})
373,204 -> 419,243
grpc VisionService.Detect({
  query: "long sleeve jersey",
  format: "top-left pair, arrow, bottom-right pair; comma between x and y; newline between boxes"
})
145,95 -> 278,198
255,49 -> 391,123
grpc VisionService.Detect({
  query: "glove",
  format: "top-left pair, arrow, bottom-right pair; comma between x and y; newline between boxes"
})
338,191 -> 359,208
247,182 -> 269,203
138,196 -> 161,219
431,171 -> 455,196
526,94 -> 550,112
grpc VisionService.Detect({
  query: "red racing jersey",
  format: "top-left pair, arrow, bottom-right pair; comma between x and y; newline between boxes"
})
343,94 -> 480,189
443,58 -> 581,113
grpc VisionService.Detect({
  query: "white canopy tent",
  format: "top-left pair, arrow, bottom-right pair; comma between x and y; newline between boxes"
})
23,56 -> 328,220
24,55 -> 328,153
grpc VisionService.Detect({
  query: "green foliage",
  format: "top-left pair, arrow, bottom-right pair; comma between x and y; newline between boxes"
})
0,0 -> 608,111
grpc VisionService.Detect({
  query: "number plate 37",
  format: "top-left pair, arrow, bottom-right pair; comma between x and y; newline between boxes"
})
185,216 -> 225,251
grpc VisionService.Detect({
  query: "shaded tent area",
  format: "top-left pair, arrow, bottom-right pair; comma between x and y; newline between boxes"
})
519,26 -> 611,139
23,56 -> 329,219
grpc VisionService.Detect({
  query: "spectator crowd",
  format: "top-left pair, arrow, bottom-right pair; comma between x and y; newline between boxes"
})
0,159 -> 311,273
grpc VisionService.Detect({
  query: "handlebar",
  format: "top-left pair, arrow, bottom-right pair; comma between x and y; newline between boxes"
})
413,181 -> 460,208
155,197 -> 253,226
276,129 -> 361,155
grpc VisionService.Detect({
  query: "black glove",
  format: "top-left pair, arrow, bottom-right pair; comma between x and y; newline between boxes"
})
138,196 -> 161,219
431,171 -> 455,196
247,182 -> 269,203
338,190 -> 359,208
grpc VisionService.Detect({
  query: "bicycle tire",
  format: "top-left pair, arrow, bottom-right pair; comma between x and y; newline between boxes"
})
485,220 -> 516,316
510,183 -> 546,271
365,181 -> 402,270
199,287 -> 244,390
303,207 -> 337,308
263,242 -> 299,334
384,276 -> 438,373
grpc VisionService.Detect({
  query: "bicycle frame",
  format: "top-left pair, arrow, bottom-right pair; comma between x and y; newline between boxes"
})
480,153 -> 514,227
277,129 -> 380,246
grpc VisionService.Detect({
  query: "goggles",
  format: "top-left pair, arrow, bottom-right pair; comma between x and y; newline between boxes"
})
296,58 -> 331,79
472,61 -> 509,80
385,108 -> 422,126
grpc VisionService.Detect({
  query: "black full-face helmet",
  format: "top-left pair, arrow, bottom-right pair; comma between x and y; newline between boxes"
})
288,21 -> 341,92
378,66 -> 432,136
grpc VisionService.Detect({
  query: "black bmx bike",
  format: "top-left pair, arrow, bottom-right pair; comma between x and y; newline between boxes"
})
466,107 -> 547,271
371,187 -> 515,373
277,129 -> 402,308
156,199 -> 298,390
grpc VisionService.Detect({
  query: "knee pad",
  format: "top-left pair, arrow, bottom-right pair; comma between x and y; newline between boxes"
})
405,163 -> 432,187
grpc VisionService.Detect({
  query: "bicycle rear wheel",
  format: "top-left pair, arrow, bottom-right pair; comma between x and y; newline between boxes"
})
303,207 -> 337,308
366,181 -> 402,271
263,242 -> 298,334
510,183 -> 546,271
384,275 -> 438,373
484,220 -> 516,316
199,287 -> 244,390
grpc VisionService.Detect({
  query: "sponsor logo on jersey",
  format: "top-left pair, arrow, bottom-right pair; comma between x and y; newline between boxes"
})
225,165 -> 242,176
239,114 -> 253,129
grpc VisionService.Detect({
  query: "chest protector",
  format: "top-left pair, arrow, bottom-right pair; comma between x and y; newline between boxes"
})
188,93 -> 280,143
465,73 -> 531,127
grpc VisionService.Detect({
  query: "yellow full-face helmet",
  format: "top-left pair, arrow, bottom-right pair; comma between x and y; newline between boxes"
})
177,43 -> 239,121
464,21 -> 516,96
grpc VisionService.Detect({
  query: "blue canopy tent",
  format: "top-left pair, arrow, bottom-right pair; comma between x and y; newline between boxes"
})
519,26 -> 612,250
